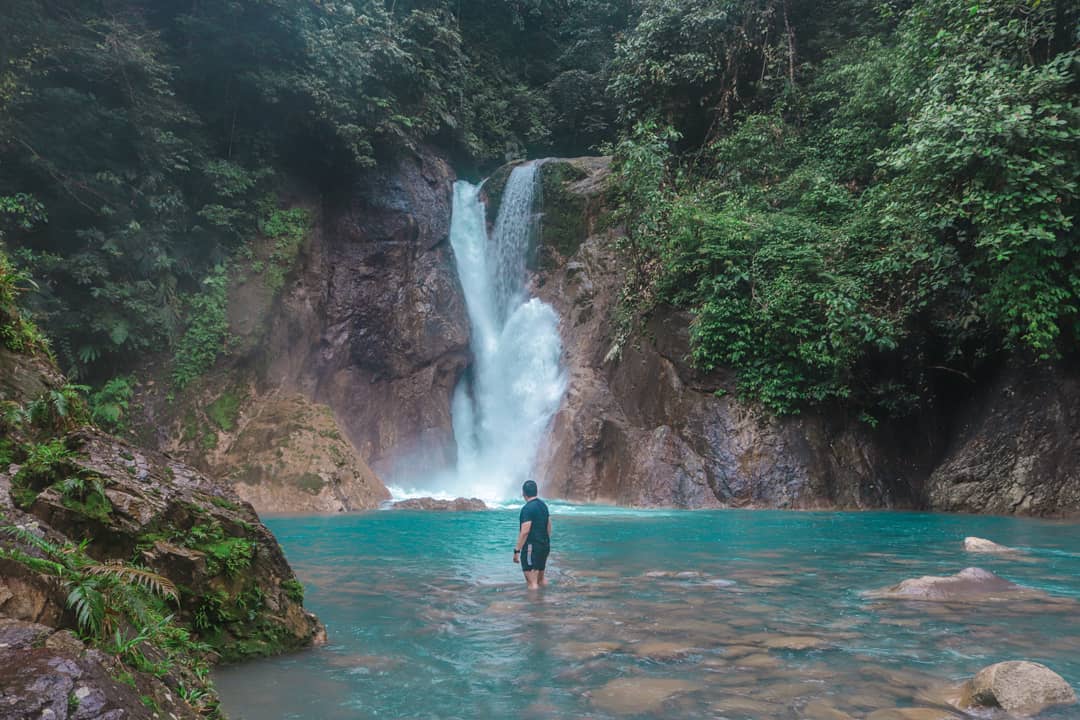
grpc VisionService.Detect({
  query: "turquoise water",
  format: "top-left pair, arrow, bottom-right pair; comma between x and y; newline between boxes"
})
215,509 -> 1080,719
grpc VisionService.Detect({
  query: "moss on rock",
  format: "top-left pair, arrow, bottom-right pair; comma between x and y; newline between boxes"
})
538,161 -> 590,267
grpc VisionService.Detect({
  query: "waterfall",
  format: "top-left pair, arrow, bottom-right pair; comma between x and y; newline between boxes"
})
433,164 -> 566,502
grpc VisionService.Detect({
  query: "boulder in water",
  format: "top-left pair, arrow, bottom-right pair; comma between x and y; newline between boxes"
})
965,661 -> 1077,716
962,536 -> 1017,553
867,567 -> 1043,602
391,497 -> 487,511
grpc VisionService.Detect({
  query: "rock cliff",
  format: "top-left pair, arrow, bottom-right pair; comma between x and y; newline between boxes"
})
136,146 -> 469,508
269,148 -> 470,482
531,158 -> 1079,515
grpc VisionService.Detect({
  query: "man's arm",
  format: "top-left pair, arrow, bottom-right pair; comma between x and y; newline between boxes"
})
514,521 -> 532,563
547,517 -> 552,537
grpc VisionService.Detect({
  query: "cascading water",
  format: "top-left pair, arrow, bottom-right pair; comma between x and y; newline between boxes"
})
423,163 -> 566,502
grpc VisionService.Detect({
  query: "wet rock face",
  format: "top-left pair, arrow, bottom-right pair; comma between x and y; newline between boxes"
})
0,346 -> 65,405
532,158 -> 928,509
0,619 -> 201,720
926,364 -> 1080,516
271,147 -> 470,481
6,428 -> 324,662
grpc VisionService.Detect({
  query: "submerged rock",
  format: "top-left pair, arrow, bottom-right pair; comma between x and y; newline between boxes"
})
630,640 -> 699,660
966,661 -> 1077,716
801,700 -> 855,720
867,567 -> 1046,602
590,677 -> 697,715
865,709 -> 961,720
963,536 -> 1017,554
391,497 -> 487,511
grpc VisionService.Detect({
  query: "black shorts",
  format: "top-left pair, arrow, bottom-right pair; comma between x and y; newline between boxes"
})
520,542 -> 549,572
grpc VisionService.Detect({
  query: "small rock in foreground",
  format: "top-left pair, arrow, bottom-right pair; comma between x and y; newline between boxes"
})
963,536 -> 1018,554
966,661 -> 1077,717
0,618 -> 202,720
391,497 -> 487,511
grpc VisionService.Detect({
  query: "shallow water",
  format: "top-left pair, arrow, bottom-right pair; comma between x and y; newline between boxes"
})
215,509 -> 1080,719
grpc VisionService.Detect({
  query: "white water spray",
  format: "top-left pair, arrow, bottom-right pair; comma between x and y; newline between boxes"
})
394,164 -> 565,503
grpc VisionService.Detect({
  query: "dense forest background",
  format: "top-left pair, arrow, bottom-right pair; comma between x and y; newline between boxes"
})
0,0 -> 1077,423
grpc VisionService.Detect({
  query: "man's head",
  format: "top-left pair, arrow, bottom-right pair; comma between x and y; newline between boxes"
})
522,480 -> 538,499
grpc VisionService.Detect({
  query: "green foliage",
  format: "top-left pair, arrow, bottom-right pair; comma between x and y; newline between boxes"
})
256,200 -> 311,293
206,391 -> 243,433
0,526 -> 176,639
0,248 -> 49,355
172,267 -> 230,390
14,438 -> 75,488
608,0 -> 1079,416
202,536 -> 255,577
11,438 -> 116,519
0,524 -> 219,714
0,194 -> 47,237
89,377 -> 133,432
57,474 -> 113,522
28,383 -> 89,432
282,578 -> 305,604
173,520 -> 256,577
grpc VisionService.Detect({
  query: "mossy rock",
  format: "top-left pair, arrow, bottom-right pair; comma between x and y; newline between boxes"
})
537,161 -> 590,267
207,390 -> 244,432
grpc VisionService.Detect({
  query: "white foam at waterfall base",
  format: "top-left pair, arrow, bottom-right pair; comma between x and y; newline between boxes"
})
391,164 -> 565,504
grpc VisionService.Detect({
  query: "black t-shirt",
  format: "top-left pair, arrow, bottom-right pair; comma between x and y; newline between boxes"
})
519,498 -> 550,548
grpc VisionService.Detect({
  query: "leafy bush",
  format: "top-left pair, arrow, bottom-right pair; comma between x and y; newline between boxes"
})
282,579 -> 305,604
90,377 -> 133,432
172,267 -> 230,390
206,391 -> 243,433
608,0 -> 1079,417
256,200 -> 312,293
29,383 -> 89,432
0,250 -> 49,355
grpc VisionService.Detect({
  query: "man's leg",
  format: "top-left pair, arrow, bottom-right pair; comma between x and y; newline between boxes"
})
523,569 -> 540,589
537,570 -> 546,587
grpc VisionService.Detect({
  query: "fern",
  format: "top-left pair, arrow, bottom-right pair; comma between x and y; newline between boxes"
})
66,579 -> 106,636
86,561 -> 179,604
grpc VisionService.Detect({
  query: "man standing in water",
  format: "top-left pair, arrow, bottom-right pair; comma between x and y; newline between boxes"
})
514,480 -> 551,589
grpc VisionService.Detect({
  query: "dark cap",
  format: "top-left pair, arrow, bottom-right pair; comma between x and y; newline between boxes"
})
522,480 -> 538,498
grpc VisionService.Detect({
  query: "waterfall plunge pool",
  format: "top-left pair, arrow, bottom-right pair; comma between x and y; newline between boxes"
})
215,508 -> 1080,719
